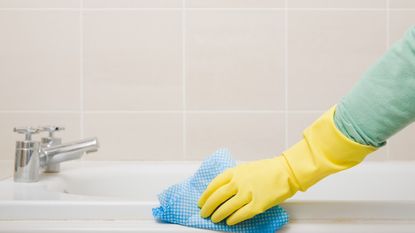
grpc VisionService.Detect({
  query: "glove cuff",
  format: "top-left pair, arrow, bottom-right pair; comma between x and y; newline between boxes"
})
282,105 -> 376,191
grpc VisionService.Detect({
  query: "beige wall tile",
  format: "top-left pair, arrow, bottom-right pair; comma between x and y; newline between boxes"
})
84,113 -> 183,160
0,0 -> 79,8
0,161 -> 13,180
389,10 -> 415,44
84,0 -> 182,8
186,10 -> 285,110
0,113 -> 81,160
83,10 -> 182,111
0,11 -> 80,111
287,0 -> 386,8
369,145 -> 388,161
0,5 -> 409,163
389,123 -> 415,160
287,112 -> 388,161
186,0 -> 283,8
186,113 -> 285,161
287,11 -> 386,111
390,0 -> 415,8
286,112 -> 322,147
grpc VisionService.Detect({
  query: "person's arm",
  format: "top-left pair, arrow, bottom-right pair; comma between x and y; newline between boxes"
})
335,27 -> 415,148
198,26 -> 415,226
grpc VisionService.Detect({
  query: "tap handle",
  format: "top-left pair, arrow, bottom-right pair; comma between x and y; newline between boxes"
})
13,127 -> 40,141
39,126 -> 65,138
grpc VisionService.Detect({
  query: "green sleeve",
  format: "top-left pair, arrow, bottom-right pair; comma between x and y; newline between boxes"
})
334,27 -> 415,147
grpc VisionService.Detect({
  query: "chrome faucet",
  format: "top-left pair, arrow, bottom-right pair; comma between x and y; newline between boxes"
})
13,126 -> 99,183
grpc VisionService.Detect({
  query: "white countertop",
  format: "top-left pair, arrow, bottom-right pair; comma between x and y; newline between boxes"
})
1,160 -> 415,233
1,220 -> 415,233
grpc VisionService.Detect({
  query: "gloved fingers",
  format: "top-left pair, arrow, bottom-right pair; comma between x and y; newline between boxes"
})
198,169 -> 233,208
226,202 -> 260,226
210,193 -> 251,223
200,183 -> 237,218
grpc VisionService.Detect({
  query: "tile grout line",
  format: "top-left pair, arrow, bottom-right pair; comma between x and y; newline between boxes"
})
0,111 -> 81,114
185,8 -> 388,11
0,110 -> 325,114
80,0 -> 84,138
182,0 -> 187,160
2,7 -> 414,11
386,0 -> 390,49
283,0 -> 289,149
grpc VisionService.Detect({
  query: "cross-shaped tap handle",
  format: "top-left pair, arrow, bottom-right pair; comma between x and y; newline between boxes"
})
13,127 -> 40,141
39,126 -> 65,138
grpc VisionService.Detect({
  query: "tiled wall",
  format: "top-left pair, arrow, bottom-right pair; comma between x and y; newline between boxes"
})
0,0 -> 414,161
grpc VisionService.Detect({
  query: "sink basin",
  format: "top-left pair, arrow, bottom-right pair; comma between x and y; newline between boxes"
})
44,162 -> 197,200
1,160 -> 415,232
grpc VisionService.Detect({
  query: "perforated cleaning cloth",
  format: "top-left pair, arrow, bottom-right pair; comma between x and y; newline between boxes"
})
152,149 -> 289,233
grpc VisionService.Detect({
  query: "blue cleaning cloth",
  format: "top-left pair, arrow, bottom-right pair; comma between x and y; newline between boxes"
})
152,149 -> 289,233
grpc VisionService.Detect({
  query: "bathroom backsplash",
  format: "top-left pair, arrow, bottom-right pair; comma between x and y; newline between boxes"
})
0,0 -> 414,161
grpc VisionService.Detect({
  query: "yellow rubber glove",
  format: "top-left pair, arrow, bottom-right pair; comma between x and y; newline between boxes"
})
198,106 -> 376,225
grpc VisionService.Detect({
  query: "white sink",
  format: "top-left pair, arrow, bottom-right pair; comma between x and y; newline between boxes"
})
45,162 -> 196,200
1,160 -> 415,233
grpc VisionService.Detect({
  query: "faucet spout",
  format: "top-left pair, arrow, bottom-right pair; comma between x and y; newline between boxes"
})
13,126 -> 99,183
40,137 -> 99,166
